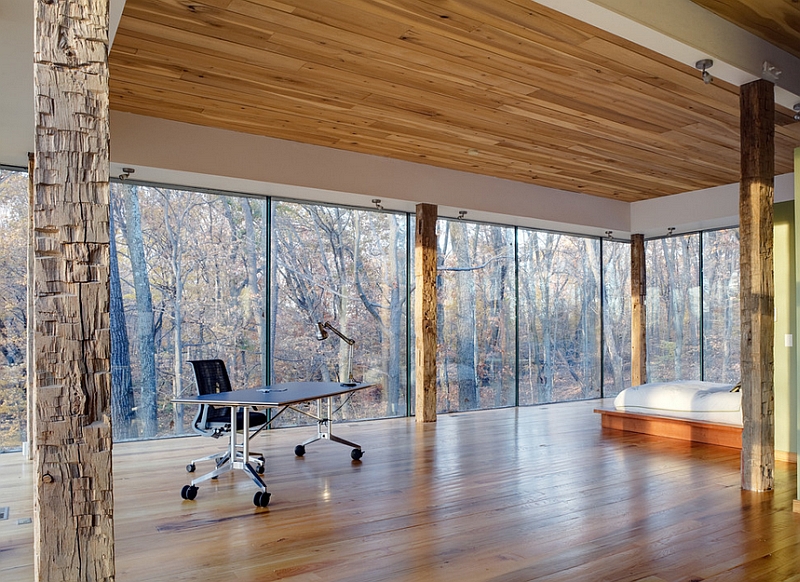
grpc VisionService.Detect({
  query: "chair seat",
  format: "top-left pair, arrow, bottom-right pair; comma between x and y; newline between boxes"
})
233,409 -> 268,432
206,407 -> 267,430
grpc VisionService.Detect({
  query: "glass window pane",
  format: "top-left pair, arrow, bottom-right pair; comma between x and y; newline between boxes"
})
110,183 -> 266,439
645,234 -> 701,381
602,240 -> 631,397
270,201 -> 408,424
702,228 -> 740,383
0,168 -> 28,451
518,231 -> 601,404
436,220 -> 516,412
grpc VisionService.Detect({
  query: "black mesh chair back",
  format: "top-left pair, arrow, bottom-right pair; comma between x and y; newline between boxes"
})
188,358 -> 268,433
189,359 -> 232,424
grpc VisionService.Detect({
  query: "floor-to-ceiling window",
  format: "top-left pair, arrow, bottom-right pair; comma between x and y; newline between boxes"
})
646,234 -> 701,382
602,239 -> 632,397
0,168 -> 28,451
702,228 -> 741,383
270,200 -> 408,424
5,170 -> 753,451
518,230 -> 602,404
110,182 -> 268,439
436,219 -> 515,412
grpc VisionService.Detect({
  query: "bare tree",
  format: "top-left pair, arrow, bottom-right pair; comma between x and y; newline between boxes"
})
118,184 -> 158,438
109,196 -> 137,440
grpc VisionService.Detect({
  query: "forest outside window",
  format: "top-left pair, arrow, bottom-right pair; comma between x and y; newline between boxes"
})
1,167 -> 741,451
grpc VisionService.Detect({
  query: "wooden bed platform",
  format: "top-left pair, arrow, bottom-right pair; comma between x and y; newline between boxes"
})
594,407 -> 742,449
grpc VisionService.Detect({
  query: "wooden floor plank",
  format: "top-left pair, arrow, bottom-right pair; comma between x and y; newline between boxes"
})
0,400 -> 798,581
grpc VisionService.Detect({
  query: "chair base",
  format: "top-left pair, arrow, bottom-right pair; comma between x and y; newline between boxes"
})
186,445 -> 265,476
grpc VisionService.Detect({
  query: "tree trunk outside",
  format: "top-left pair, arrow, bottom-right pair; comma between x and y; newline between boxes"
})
533,234 -> 557,403
662,237 -> 685,379
163,193 -> 184,433
122,185 -> 158,437
451,224 -> 477,410
109,197 -> 137,440
242,199 -> 267,378
582,239 -> 600,396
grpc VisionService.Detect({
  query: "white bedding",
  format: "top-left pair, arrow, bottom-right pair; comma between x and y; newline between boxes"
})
613,380 -> 742,426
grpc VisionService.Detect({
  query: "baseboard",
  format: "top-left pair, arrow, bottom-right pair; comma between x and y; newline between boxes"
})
775,450 -> 797,464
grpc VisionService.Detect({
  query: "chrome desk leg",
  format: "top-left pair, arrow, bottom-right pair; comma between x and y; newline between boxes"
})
297,397 -> 363,460
233,407 -> 268,493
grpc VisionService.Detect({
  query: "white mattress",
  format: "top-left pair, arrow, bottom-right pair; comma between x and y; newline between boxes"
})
613,380 -> 742,426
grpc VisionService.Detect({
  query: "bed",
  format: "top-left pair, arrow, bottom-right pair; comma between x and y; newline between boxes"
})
594,380 -> 743,448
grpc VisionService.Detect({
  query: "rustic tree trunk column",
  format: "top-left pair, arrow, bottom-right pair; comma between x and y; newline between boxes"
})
26,153 -> 35,461
415,203 -> 438,422
631,233 -> 647,386
739,79 -> 774,492
33,0 -> 114,579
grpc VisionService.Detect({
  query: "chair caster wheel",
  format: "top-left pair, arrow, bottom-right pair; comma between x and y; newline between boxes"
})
254,490 -> 271,507
351,448 -> 363,461
181,485 -> 198,500
186,463 -> 196,473
256,463 -> 265,475
294,445 -> 305,457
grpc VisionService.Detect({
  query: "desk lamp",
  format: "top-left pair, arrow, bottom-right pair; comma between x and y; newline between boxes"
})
316,321 -> 357,386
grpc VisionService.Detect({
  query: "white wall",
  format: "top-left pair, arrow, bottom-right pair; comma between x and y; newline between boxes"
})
631,173 -> 796,238
110,112 -> 632,236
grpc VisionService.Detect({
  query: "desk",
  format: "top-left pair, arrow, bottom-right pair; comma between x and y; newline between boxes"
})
173,381 -> 373,507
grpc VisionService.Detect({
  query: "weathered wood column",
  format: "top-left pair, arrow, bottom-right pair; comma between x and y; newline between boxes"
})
739,79 -> 774,492
26,153 -> 35,461
415,203 -> 438,422
631,233 -> 647,386
33,0 -> 114,579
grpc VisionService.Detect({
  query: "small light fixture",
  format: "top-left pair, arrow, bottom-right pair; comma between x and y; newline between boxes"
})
605,230 -> 613,240
794,103 -> 800,122
457,210 -> 467,220
762,61 -> 782,82
695,59 -> 713,84
372,198 -> 384,210
118,167 -> 135,180
667,227 -> 676,236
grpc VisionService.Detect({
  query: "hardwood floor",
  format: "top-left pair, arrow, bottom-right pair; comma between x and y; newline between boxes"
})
1,400 -> 799,581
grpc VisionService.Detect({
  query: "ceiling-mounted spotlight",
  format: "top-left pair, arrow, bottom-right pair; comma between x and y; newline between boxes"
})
667,227 -> 676,236
372,198 -> 384,210
762,61 -> 782,82
794,103 -> 800,122
457,210 -> 467,220
605,230 -> 613,239
118,167 -> 135,180
694,59 -> 713,84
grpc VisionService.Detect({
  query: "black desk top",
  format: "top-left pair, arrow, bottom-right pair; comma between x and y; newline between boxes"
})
173,381 -> 374,407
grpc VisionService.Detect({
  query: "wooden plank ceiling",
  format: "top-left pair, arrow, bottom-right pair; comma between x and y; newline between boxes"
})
109,0 -> 800,202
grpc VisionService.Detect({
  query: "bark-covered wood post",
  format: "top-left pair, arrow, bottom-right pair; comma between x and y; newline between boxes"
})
631,233 -> 647,386
27,153 -> 36,461
33,0 -> 114,580
415,203 -> 437,422
739,79 -> 775,492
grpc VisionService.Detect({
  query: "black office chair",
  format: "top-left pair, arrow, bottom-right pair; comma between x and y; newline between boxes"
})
185,359 -> 267,477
